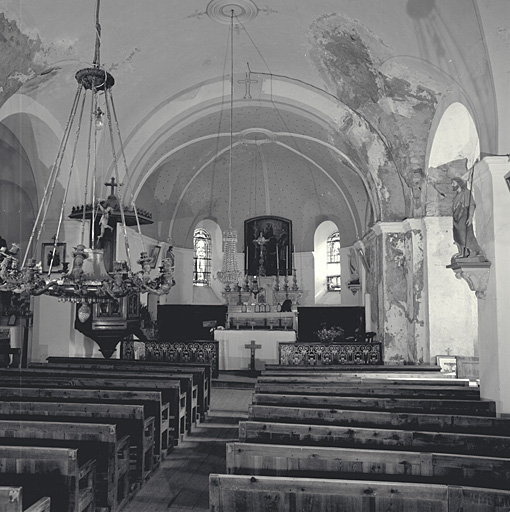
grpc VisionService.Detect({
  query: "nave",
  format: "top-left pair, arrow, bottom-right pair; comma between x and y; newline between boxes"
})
123,387 -> 254,512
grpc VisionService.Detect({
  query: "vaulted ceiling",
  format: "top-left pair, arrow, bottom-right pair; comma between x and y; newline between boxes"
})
1,0 -> 508,250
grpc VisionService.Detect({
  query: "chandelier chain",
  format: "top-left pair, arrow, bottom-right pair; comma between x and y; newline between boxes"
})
49,89 -> 88,275
108,92 -> 146,255
22,83 -> 83,269
228,9 -> 234,229
104,88 -> 132,268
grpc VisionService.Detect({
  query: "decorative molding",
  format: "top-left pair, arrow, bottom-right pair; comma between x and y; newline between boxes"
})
447,259 -> 491,299
206,0 -> 259,24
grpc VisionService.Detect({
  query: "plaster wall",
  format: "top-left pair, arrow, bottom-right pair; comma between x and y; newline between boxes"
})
474,158 -> 510,414
423,216 -> 478,361
296,251 -> 314,306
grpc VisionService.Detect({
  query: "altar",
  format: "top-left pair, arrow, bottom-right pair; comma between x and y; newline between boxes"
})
214,329 -> 296,370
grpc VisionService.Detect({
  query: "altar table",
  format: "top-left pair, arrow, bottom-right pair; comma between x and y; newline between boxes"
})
214,330 -> 296,371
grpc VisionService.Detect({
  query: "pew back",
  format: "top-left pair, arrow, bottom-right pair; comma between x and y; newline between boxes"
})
248,404 -> 510,435
226,442 -> 510,490
209,474 -> 510,512
0,446 -> 95,512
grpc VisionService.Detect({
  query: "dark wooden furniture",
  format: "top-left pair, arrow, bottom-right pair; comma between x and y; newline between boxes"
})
0,446 -> 95,512
0,420 -> 130,512
210,474 -> 510,512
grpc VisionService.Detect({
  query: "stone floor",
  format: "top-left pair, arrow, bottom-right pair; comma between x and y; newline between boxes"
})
123,386 -> 254,512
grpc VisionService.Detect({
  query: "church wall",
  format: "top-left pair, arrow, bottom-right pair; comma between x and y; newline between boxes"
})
296,251 -> 314,306
474,158 -> 510,414
423,217 -> 478,362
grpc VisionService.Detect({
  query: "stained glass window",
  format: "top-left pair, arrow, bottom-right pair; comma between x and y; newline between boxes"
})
326,231 -> 341,291
193,228 -> 211,286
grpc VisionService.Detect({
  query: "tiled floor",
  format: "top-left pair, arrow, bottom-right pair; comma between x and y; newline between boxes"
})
123,387 -> 254,512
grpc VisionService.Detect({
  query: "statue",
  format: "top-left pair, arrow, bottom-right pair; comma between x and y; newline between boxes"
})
348,248 -> 360,284
451,177 -> 485,260
97,201 -> 113,240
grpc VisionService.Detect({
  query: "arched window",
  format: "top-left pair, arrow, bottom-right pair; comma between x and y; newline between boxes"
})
193,228 -> 212,286
326,231 -> 341,291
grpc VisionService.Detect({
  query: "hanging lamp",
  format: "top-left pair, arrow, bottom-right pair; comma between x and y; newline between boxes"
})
217,10 -> 243,291
0,0 -> 174,306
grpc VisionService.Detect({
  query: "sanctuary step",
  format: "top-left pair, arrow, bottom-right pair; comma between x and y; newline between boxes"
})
212,371 -> 258,389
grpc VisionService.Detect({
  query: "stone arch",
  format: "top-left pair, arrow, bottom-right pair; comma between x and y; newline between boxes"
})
121,76 -> 405,225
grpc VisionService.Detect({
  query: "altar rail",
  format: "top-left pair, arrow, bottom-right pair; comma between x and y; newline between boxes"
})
279,341 -> 383,366
122,340 -> 219,378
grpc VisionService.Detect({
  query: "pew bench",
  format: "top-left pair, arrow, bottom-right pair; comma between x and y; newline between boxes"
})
45,357 -> 211,421
0,487 -> 50,512
0,386 -> 170,464
0,446 -> 95,512
265,364 -> 443,375
0,420 -> 130,512
252,393 -> 497,416
226,442 -> 510,490
36,361 -> 203,428
258,373 -> 472,386
209,474 -> 510,512
248,404 -> 510,436
254,381 -> 481,400
0,372 -> 186,446
3,367 -> 193,439
0,400 -> 154,486
238,420 -> 510,458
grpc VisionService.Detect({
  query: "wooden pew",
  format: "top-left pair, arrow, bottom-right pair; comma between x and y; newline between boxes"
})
238,420 -> 510,458
38,359 -> 206,425
0,420 -> 130,512
209,474 -> 510,512
45,357 -> 212,420
0,400 -> 154,486
225,442 -> 510,490
0,386 -> 170,463
0,487 -> 50,512
265,363 -> 442,374
248,404 -> 510,436
252,393 -> 496,416
254,381 -> 481,400
3,366 -> 195,437
0,371 -> 186,446
258,374 -> 472,386
0,446 -> 95,512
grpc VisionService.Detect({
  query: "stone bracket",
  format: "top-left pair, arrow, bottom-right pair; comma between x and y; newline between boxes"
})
347,281 -> 361,295
447,259 -> 491,299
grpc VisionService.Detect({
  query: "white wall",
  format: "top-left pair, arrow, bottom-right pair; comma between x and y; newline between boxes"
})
424,217 -> 478,361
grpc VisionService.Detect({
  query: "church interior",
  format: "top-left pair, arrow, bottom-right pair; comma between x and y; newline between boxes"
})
0,0 -> 510,510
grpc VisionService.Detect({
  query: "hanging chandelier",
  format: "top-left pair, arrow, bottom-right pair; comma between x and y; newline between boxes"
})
217,9 -> 243,291
0,0 -> 174,306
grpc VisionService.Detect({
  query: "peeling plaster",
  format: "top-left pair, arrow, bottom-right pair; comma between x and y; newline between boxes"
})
308,12 -> 442,220
0,13 -> 47,107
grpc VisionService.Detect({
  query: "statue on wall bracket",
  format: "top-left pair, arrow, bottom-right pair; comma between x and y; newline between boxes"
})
446,176 -> 491,299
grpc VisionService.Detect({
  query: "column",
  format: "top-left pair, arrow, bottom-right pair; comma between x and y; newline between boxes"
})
473,157 -> 510,414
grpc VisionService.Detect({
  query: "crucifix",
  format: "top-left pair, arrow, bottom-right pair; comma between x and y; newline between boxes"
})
105,177 -> 121,197
237,71 -> 258,100
245,339 -> 261,375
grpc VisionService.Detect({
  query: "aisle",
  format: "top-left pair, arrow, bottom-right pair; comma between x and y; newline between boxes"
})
123,388 -> 254,512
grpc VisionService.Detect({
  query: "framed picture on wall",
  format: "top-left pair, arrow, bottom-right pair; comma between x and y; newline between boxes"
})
41,243 -> 66,273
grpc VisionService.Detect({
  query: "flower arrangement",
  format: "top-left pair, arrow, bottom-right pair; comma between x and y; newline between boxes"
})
315,324 -> 344,342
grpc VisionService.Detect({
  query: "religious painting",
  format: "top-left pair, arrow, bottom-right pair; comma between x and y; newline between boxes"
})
244,216 -> 292,277
41,243 -> 66,273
